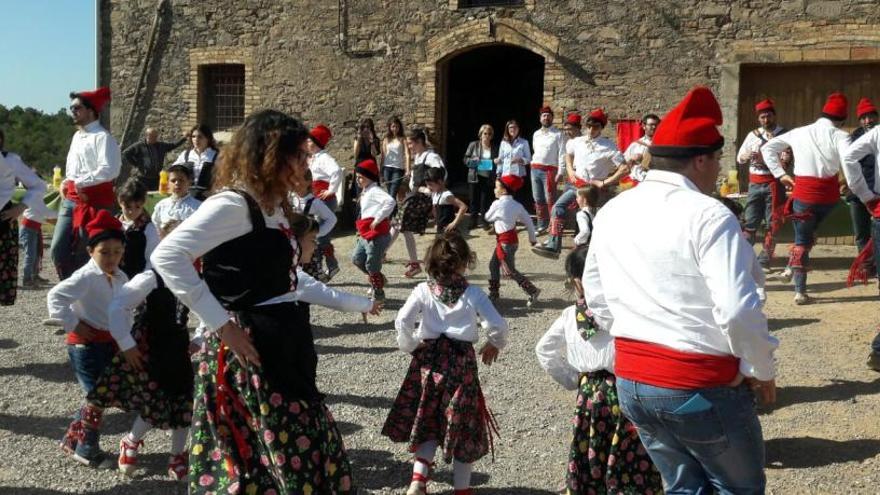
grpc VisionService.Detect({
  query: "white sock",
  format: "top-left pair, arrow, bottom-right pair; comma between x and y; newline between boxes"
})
404,232 -> 418,263
170,428 -> 188,455
453,460 -> 473,490
413,440 -> 438,479
129,416 -> 151,441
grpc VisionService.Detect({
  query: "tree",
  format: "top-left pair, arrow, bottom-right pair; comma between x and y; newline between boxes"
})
0,104 -> 75,177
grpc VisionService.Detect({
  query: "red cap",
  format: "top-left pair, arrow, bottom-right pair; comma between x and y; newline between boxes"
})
857,97 -> 877,118
586,109 -> 608,127
649,86 -> 724,158
85,209 -> 124,246
309,124 -> 332,149
565,112 -> 582,126
755,99 -> 775,114
539,105 -> 553,115
355,158 -> 380,183
70,86 -> 111,114
822,93 -> 848,120
499,175 -> 524,193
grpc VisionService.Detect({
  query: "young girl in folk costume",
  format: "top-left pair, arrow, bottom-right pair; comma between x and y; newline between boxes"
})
19,199 -> 57,289
171,123 -> 219,200
573,185 -> 599,248
151,110 -> 354,494
47,210 -> 128,468
383,231 -> 508,495
398,127 -> 445,278
88,218 -> 193,479
352,158 -> 396,302
484,175 -> 541,306
116,178 -> 159,278
425,167 -> 468,235
151,162 -> 202,232
0,150 -> 47,303
535,245 -> 662,495
292,169 -> 338,280
307,124 -> 343,281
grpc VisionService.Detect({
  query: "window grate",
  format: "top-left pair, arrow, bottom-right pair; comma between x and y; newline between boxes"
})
204,65 -> 245,131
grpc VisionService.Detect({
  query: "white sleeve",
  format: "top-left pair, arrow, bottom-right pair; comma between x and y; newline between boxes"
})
623,142 -> 638,162
557,132 -> 566,166
761,134 -> 792,178
7,154 -> 46,209
737,133 -> 758,165
518,203 -> 537,244
574,211 -> 591,245
75,133 -> 121,187
609,149 -> 625,166
698,211 -> 778,380
521,140 -> 532,165
328,157 -> 342,193
143,222 -> 160,270
172,150 -> 187,165
312,199 -> 338,238
473,287 -> 509,349
108,271 -> 157,351
375,191 -> 396,221
394,286 -> 425,353
47,269 -> 91,332
582,233 -> 613,331
535,313 -> 580,390
842,130 -> 880,204
293,269 -> 373,313
483,200 -> 500,222
150,192 -> 253,332
150,201 -> 164,227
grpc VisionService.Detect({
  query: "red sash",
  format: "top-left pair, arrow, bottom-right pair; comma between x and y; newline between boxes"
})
20,218 -> 42,231
530,163 -> 558,172
495,229 -> 518,261
312,180 -> 335,199
847,199 -> 880,287
614,337 -> 740,389
65,327 -> 115,345
791,175 -> 839,206
355,217 -> 391,240
749,173 -> 775,185
572,177 -> 589,188
65,181 -> 117,242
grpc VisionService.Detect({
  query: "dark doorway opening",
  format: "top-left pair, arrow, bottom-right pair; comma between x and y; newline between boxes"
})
442,44 -> 545,209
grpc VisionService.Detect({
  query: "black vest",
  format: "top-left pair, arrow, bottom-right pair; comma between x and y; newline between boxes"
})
141,270 -> 192,395
186,148 -> 217,200
436,202 -> 456,232
120,217 -> 150,279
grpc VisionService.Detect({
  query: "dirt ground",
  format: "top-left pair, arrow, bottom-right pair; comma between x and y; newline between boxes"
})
0,228 -> 878,494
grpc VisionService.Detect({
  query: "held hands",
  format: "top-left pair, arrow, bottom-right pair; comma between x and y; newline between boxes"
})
0,203 -> 26,221
218,320 -> 261,366
362,300 -> 384,321
779,175 -> 795,191
370,219 -> 379,231
479,343 -> 500,365
122,347 -> 145,372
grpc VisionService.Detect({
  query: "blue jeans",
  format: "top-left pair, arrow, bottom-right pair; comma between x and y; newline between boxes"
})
315,196 -> 339,273
790,199 -> 836,293
50,199 -> 89,280
67,342 -> 115,396
847,198 -> 873,252
383,166 -> 404,200
744,182 -> 784,266
617,378 -> 766,494
530,166 -> 558,228
18,224 -> 41,280
351,233 -> 390,274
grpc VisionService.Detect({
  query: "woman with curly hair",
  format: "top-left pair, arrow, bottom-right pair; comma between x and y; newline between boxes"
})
152,110 -> 354,494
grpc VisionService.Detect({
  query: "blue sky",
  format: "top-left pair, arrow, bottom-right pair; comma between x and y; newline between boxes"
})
0,0 -> 96,114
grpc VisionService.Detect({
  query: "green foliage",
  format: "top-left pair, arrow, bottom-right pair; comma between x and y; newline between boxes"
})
0,104 -> 75,176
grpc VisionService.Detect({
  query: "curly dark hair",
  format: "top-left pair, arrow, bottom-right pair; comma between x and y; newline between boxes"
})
425,231 -> 476,284
565,244 -> 589,280
212,110 -> 310,216
289,212 -> 318,239
116,177 -> 148,204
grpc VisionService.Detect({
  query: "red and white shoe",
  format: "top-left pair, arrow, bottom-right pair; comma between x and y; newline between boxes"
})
168,452 -> 189,480
406,473 -> 429,495
118,436 -> 143,476
404,262 -> 422,278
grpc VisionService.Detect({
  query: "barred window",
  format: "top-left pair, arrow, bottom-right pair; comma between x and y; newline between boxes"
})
459,0 -> 523,6
200,64 -> 245,131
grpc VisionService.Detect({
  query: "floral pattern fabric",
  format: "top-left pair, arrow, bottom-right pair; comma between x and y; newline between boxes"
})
382,336 -> 496,464
427,274 -> 469,307
0,208 -> 19,306
567,371 -> 663,495
400,192 -> 431,234
575,303 -> 599,341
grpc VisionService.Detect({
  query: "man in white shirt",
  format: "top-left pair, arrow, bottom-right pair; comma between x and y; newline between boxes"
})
762,93 -> 851,304
623,113 -> 660,182
736,99 -> 788,271
530,106 -> 566,233
583,87 -> 776,493
50,87 -> 122,280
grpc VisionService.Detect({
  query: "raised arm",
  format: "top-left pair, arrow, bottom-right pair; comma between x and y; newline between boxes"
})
108,271 -> 157,351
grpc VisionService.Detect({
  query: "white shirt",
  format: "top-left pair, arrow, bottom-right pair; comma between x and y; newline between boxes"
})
108,270 -> 160,351
432,190 -> 455,207
309,150 -> 343,193
173,147 -> 218,180
293,268 -> 372,313
566,136 -> 624,182
762,118 -> 850,179
411,150 -> 445,190
151,194 -> 202,230
383,139 -> 405,169
0,152 -> 46,210
291,192 -> 337,237
624,137 -> 652,182
498,137 -> 532,177
395,282 -> 509,354
535,305 -> 616,390
22,202 -> 57,223
842,126 -> 880,204
64,121 -> 121,188
359,182 -> 395,221
47,258 -> 129,333
531,127 -> 565,167
582,170 -> 777,380
151,190 -> 298,332
574,208 -> 593,246
484,195 -> 537,244
737,126 -> 785,176
122,217 -> 160,270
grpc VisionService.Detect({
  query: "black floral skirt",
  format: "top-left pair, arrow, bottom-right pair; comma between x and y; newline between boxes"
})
567,371 -> 663,495
382,336 -> 497,464
400,192 -> 432,235
0,203 -> 18,306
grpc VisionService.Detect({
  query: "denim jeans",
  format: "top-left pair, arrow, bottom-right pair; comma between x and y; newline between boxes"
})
351,233 -> 390,274
383,166 -> 405,200
617,378 -> 766,494
489,243 -> 517,281
314,196 -> 339,273
847,198 -> 873,252
790,199 -> 836,293
67,342 -> 116,395
551,185 -> 578,221
744,182 -> 782,266
50,199 -> 88,280
18,224 -> 41,280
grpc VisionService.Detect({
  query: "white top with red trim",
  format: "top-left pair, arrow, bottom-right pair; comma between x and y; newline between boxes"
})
565,135 -> 624,182
309,150 -> 342,193
358,182 -> 395,221
47,258 -> 129,333
762,118 -> 849,179
64,121 -> 122,188
484,195 -> 537,243
737,126 -> 785,176
582,169 -> 777,380
0,151 -> 46,210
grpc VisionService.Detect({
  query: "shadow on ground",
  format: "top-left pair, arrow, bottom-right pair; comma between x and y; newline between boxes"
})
0,361 -> 73,383
771,378 -> 880,410
766,437 -> 880,468
767,317 -> 820,332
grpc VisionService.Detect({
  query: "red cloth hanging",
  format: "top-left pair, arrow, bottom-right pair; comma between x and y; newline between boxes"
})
616,120 -> 644,153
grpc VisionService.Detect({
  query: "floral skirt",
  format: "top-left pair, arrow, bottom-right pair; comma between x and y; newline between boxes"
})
0,205 -> 18,306
87,321 -> 193,430
190,335 -> 352,495
400,193 -> 431,234
381,336 -> 497,464
567,371 -> 663,495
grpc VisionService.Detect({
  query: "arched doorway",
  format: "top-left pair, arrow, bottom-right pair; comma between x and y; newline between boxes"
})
440,44 -> 545,207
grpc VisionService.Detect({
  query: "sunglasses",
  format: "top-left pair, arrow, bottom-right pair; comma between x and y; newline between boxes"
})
69,104 -> 85,113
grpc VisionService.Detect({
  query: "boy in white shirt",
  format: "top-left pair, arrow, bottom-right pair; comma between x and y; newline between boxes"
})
151,162 -> 202,231
573,185 -> 599,247
351,159 -> 396,302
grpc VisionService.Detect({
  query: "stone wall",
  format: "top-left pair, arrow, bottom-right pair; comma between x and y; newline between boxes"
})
102,0 -> 880,164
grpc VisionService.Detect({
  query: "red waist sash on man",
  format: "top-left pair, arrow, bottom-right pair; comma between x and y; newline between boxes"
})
65,325 -> 115,345
614,337 -> 740,389
355,217 -> 390,241
532,163 -> 559,196
312,180 -> 335,199
495,229 -> 518,261
65,181 -> 116,242
791,175 -> 839,205
20,218 -> 42,231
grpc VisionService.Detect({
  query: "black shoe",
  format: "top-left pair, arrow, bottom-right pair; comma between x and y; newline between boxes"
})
867,352 -> 880,372
532,245 -> 560,259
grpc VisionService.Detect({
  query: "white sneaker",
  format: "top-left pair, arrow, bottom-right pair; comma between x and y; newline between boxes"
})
756,287 -> 767,303
793,292 -> 811,305
527,288 -> 542,308
777,268 -> 793,283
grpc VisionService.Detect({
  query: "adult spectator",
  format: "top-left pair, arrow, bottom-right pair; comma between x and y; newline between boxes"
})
463,124 -> 499,229
380,116 -> 410,199
623,113 -> 660,182
530,106 -> 566,233
171,124 -> 218,200
845,97 -> 878,254
351,118 -> 382,204
121,127 -> 186,190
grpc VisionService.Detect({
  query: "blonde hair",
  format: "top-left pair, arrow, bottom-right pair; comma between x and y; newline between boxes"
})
477,124 -> 494,140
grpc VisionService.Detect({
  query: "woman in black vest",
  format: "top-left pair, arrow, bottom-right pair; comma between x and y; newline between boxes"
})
152,110 -> 354,494
171,124 -> 219,200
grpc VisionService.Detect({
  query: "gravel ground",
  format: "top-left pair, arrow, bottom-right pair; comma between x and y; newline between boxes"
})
1,228 -> 879,494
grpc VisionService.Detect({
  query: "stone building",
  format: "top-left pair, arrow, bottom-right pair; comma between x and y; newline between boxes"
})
100,0 -> 880,187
